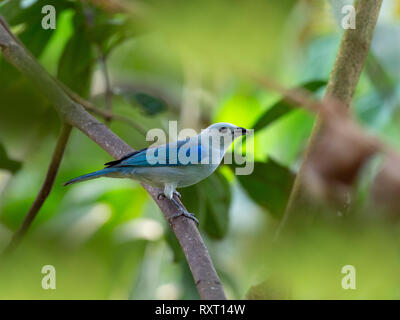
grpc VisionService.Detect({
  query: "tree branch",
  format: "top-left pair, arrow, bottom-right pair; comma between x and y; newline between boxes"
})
4,124 -> 72,254
0,17 -> 226,299
280,0 -> 383,231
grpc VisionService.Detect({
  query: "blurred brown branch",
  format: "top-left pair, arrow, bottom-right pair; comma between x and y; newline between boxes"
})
280,0 -> 384,230
0,16 -> 226,300
4,124 -> 72,254
251,0 -> 400,229
251,73 -> 381,201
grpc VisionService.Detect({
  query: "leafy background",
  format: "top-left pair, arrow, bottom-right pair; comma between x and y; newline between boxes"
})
0,0 -> 399,299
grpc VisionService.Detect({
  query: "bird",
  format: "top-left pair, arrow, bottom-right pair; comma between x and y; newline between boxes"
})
64,122 -> 248,224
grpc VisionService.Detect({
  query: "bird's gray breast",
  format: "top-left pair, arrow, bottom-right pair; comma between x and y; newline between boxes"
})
124,164 -> 218,188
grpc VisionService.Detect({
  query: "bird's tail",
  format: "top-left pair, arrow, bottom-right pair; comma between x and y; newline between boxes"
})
64,168 -> 117,186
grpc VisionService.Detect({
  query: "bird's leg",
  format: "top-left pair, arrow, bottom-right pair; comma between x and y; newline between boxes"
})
156,192 -> 199,225
169,197 -> 199,226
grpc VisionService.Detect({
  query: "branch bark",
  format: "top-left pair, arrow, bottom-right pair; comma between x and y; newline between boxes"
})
4,124 -> 72,254
0,17 -> 226,300
280,0 -> 383,230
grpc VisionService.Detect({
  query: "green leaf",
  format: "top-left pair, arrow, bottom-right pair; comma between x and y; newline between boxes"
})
200,171 -> 231,239
0,0 -> 39,25
57,11 -> 95,97
234,159 -> 295,218
178,185 -> 205,221
253,80 -> 326,132
81,4 -> 141,56
135,93 -> 167,115
164,227 -> 184,263
87,13 -> 130,53
0,142 -> 22,174
19,17 -> 54,57
122,92 -> 167,116
86,11 -> 123,44
246,278 -> 291,299
179,260 -> 201,299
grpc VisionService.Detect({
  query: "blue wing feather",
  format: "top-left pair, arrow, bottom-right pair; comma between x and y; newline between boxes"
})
106,139 -> 206,168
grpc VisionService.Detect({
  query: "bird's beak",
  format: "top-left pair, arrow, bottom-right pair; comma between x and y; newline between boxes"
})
235,127 -> 248,136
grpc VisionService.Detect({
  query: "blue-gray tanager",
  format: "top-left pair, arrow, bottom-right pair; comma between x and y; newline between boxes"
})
65,122 -> 248,224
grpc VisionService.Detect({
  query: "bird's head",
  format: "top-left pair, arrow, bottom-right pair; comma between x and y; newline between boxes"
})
203,122 -> 248,137
200,122 -> 249,151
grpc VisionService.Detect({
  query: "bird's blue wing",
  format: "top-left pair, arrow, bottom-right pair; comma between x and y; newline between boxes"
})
105,139 -> 207,168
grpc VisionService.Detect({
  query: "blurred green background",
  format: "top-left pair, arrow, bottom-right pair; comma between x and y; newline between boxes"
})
0,0 -> 400,299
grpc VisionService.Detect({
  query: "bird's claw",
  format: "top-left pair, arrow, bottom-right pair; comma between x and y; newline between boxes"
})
157,191 -> 181,200
158,191 -> 199,225
168,211 -> 199,226
157,193 -> 166,200
173,191 -> 181,199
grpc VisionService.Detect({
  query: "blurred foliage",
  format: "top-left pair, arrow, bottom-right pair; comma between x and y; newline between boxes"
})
242,222 -> 400,299
0,0 -> 399,300
121,91 -> 167,116
252,80 -> 326,133
144,0 -> 297,73
57,11 -> 94,96
234,159 -> 295,218
0,143 -> 22,174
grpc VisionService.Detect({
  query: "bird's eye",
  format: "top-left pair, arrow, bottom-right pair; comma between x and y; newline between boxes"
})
219,126 -> 227,133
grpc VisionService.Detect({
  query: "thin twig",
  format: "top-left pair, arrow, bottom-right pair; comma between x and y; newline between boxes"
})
0,16 -> 226,299
60,81 -> 148,136
4,124 -> 72,254
97,45 -> 113,125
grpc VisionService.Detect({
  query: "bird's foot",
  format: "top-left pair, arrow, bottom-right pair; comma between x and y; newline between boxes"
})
157,191 -> 181,200
158,191 -> 199,225
173,191 -> 181,199
168,211 -> 199,226
157,192 -> 166,200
